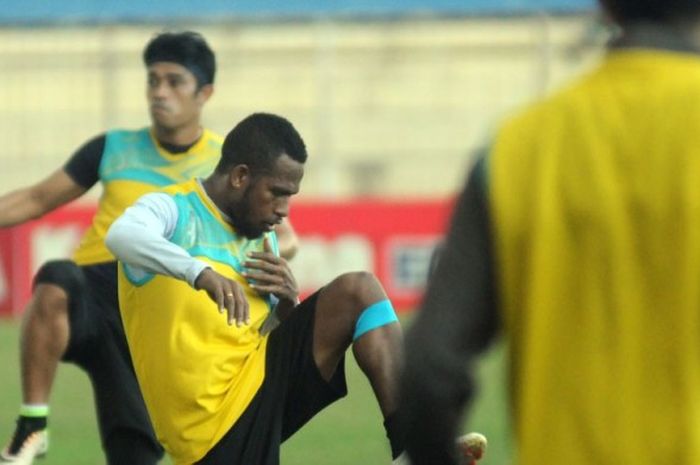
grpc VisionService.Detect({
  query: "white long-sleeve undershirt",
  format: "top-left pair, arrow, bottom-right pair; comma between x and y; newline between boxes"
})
105,192 -> 210,288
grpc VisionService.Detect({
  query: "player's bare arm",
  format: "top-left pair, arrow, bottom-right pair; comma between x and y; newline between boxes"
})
243,237 -> 299,320
194,268 -> 250,327
0,169 -> 87,227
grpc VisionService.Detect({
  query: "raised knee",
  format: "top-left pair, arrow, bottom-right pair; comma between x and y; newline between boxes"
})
333,271 -> 382,307
32,260 -> 84,317
32,284 -> 69,318
335,271 -> 379,293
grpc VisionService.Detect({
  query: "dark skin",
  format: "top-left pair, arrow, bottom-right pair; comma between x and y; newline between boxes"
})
194,237 -> 299,327
196,153 -> 303,327
194,153 -> 402,412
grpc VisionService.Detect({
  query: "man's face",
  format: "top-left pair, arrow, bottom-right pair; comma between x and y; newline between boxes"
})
146,62 -> 209,131
230,154 -> 304,239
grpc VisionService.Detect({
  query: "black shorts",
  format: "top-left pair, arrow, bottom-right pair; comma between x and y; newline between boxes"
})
33,259 -> 163,462
197,291 -> 348,465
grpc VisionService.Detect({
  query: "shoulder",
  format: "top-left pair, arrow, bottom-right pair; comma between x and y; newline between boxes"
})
160,179 -> 199,197
104,127 -> 152,145
137,191 -> 177,206
105,127 -> 150,137
202,128 -> 224,146
129,192 -> 179,224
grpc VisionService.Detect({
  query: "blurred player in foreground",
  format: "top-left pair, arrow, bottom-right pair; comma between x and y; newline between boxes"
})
105,113 -> 407,464
401,1 -> 700,464
0,31 -> 297,465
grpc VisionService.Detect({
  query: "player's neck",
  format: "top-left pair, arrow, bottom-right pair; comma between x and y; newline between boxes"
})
201,175 -> 230,219
153,124 -> 203,147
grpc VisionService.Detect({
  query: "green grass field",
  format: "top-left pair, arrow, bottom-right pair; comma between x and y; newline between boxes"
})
0,318 -> 513,465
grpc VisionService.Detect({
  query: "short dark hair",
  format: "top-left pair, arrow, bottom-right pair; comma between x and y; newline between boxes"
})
599,0 -> 700,24
143,31 -> 216,88
217,113 -> 307,176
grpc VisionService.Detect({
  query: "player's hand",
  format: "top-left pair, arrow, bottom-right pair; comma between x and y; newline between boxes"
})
194,268 -> 250,326
243,237 -> 299,306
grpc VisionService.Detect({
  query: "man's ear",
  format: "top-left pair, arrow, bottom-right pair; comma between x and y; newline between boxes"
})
196,83 -> 214,105
229,164 -> 251,189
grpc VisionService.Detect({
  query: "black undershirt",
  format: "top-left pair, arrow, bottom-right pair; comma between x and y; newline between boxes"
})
62,132 -> 197,189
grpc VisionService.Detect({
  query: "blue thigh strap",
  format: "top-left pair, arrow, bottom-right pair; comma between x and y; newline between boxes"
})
353,299 -> 398,341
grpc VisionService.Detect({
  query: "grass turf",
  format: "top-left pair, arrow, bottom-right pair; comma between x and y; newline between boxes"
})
0,318 -> 512,465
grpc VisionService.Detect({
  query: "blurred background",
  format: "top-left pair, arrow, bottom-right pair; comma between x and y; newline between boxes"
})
0,0 -> 606,463
2,0 -> 605,198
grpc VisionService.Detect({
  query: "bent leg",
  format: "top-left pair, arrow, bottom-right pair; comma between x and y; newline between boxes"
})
20,259 -> 88,404
313,272 -> 404,458
2,261 -> 83,461
314,271 -> 403,415
20,283 -> 70,405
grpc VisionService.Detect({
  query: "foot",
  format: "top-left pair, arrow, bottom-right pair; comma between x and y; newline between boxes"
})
0,420 -> 48,464
391,432 -> 487,465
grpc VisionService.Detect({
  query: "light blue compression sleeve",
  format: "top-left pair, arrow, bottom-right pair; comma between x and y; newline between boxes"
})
353,299 -> 398,341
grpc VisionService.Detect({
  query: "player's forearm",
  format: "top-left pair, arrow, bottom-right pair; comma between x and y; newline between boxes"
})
0,169 -> 87,228
0,187 -> 46,226
278,238 -> 298,261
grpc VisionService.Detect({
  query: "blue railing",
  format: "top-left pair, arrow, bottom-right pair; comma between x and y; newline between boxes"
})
0,0 -> 596,24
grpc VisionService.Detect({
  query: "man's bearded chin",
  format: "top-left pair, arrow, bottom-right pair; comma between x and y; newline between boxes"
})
230,193 -> 263,239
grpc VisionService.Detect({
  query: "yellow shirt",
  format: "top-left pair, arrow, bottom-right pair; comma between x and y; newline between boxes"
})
73,128 -> 222,265
118,180 -> 276,464
491,49 -> 700,465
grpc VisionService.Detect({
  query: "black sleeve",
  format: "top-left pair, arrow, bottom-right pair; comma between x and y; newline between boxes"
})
63,134 -> 106,189
401,156 -> 499,465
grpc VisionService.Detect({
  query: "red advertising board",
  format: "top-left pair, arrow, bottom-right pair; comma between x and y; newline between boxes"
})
0,206 -> 95,318
0,198 -> 454,318
288,199 -> 454,308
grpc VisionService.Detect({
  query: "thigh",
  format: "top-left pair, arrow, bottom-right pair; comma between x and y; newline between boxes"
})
268,291 -> 348,441
60,261 -> 125,365
195,390 -> 282,465
32,259 -> 98,362
197,293 -> 347,465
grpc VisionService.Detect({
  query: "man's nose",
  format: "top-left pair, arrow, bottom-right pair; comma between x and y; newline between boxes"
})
150,82 -> 169,98
274,199 -> 289,219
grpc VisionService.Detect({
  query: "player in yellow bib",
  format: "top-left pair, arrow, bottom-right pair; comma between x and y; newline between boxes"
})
0,32 -> 297,465
106,113 -> 406,465
401,1 -> 700,464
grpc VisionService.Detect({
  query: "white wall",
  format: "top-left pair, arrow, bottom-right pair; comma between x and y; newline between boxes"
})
0,15 -> 606,200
